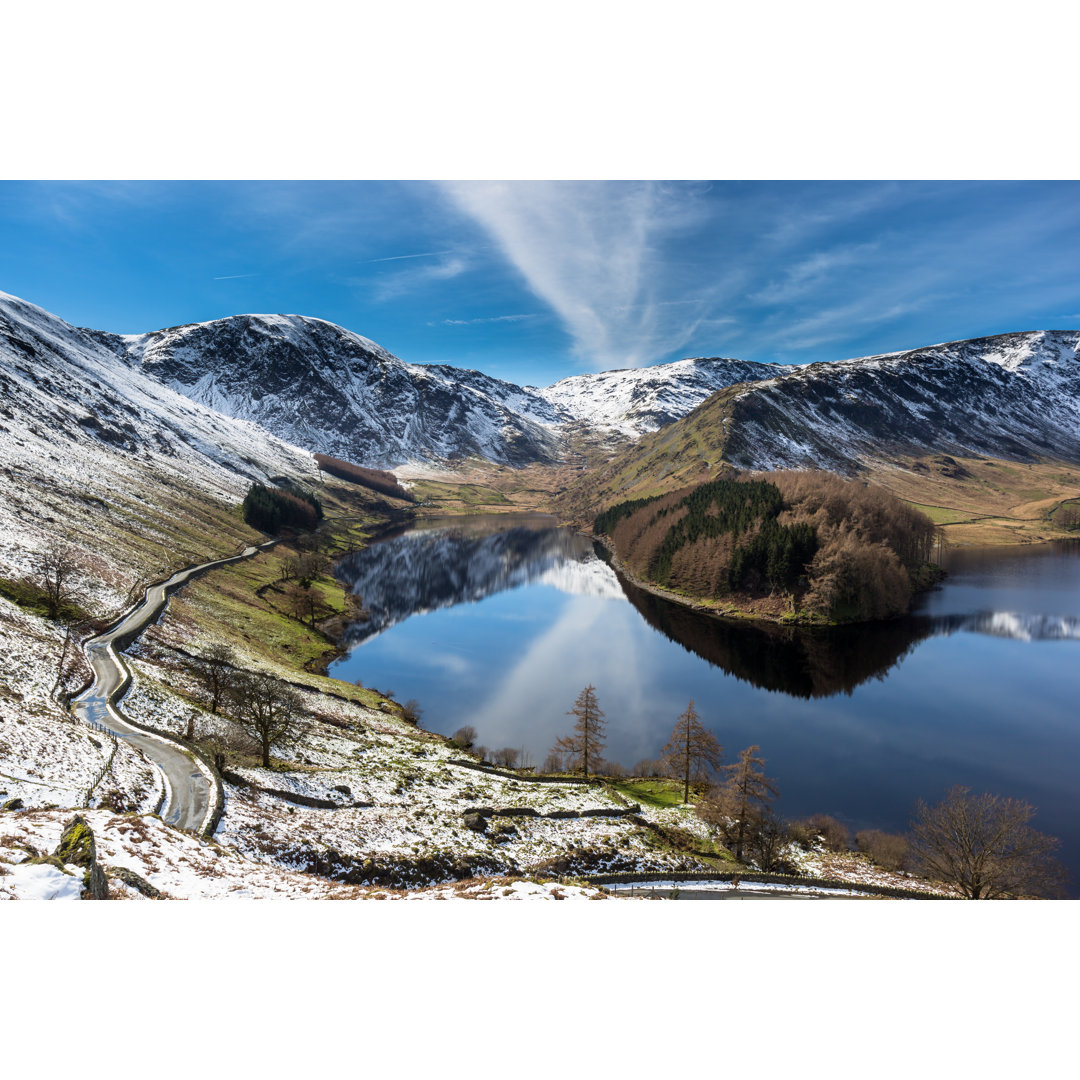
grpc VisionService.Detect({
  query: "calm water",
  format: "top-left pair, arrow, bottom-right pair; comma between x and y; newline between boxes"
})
331,515 -> 1080,887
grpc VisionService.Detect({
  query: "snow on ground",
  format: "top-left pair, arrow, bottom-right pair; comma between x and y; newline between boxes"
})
0,811 -> 619,900
785,844 -> 952,896
401,877 -> 612,900
117,634 -> 712,886
2,858 -> 86,900
0,598 -> 158,813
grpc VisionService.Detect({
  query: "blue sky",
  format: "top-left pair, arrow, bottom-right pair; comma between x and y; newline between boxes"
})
1,180 -> 1077,387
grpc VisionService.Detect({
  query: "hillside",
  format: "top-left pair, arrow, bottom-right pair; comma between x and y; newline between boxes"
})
595,472 -> 939,623
0,290 -> 322,610
559,331 -> 1080,535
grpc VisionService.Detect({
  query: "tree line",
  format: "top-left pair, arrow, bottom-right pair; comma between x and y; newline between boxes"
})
595,469 -> 940,622
482,683 -> 1065,899
242,481 -> 324,534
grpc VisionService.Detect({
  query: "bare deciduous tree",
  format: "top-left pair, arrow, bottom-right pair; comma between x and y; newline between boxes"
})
228,671 -> 305,768
451,725 -> 477,749
910,786 -> 1066,899
551,685 -> 606,778
744,809 -> 791,872
542,750 -> 565,774
855,829 -> 910,872
492,747 -> 521,769
190,643 -> 237,714
401,699 -> 423,725
660,699 -> 723,803
697,744 -> 779,862
34,541 -> 84,621
285,583 -> 331,629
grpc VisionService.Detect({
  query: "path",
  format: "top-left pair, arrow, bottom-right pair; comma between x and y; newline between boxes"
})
72,542 -> 275,832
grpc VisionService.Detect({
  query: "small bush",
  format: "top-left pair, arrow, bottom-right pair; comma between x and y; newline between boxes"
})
804,813 -> 852,852
450,725 -> 476,749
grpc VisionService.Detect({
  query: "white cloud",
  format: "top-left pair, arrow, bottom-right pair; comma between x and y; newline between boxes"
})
366,250 -> 454,263
750,243 -> 878,305
372,254 -> 468,301
438,181 -> 720,369
441,313 -> 540,326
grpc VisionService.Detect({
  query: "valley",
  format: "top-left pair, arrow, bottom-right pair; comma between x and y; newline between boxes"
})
2,289 -> 1077,900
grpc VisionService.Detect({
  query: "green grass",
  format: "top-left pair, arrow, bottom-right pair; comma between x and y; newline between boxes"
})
0,577 -> 91,623
410,480 -> 511,507
609,778 -> 686,808
903,501 -> 979,525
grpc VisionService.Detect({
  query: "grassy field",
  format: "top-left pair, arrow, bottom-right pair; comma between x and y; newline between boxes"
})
870,456 -> 1080,546
609,778 -> 687,808
143,479 -> 413,711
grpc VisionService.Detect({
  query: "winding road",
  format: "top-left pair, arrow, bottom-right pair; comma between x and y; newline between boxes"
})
72,543 -> 274,832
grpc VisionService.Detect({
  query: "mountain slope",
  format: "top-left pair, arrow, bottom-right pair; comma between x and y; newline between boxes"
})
561,331 -> 1080,513
532,356 -> 784,438
723,331 -> 1080,471
0,291 -> 320,609
106,315 -> 565,468
99,311 -> 784,467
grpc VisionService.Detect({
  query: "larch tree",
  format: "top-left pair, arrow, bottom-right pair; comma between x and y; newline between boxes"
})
909,786 -> 1066,899
660,699 -> 723,803
551,685 -> 606,779
697,744 -> 779,862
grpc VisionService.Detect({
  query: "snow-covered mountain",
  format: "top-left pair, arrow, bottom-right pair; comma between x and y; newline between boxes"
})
722,331 -> 1080,471
6,291 -> 1077,486
0,290 -> 319,605
102,315 -> 566,468
569,331 -> 1080,509
93,308 -> 783,466
534,356 -> 784,437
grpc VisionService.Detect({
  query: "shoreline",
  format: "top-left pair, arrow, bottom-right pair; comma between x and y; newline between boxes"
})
588,530 -> 946,629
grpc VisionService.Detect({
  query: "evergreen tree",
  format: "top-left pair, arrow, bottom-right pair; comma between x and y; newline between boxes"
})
551,685 -> 606,778
660,700 -> 724,803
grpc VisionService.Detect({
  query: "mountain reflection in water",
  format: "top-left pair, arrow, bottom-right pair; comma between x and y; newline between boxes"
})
336,518 -> 1080,699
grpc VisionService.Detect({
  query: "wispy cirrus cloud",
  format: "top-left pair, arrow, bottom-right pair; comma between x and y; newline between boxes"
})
366,249 -> 454,263
371,253 -> 468,301
440,313 -> 540,326
750,243 -> 879,306
437,181 -> 722,370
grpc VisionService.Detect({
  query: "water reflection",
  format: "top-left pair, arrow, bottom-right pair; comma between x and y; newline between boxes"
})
336,520 -> 1080,698
336,514 -> 617,646
331,523 -> 1080,889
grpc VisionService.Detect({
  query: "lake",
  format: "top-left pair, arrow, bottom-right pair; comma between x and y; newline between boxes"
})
330,513 -> 1080,888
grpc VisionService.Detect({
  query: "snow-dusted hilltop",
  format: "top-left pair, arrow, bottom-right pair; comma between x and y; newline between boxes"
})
95,307 -> 783,466
105,314 -> 565,468
722,331 -> 1080,471
5,291 -> 1077,479
0,290 -> 318,605
534,356 -> 783,437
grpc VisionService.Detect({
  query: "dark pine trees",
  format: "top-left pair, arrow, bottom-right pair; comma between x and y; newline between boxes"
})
242,482 -> 323,535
